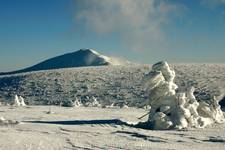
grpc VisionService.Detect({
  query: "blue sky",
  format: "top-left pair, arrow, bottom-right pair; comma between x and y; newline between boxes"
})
1,0 -> 225,72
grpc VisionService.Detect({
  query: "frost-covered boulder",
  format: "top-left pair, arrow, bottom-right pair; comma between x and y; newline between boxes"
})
0,116 -> 19,126
12,95 -> 26,106
91,97 -> 101,107
19,96 -> 26,106
122,104 -> 129,109
61,99 -> 75,107
13,95 -> 20,106
86,96 -> 101,107
105,103 -> 115,108
141,61 -> 224,130
74,98 -> 82,107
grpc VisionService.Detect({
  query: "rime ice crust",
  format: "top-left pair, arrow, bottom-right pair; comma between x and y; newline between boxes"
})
142,61 -> 224,130
12,95 -> 26,106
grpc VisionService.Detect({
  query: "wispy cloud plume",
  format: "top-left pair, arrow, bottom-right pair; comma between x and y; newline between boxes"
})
201,0 -> 225,8
74,0 -> 184,51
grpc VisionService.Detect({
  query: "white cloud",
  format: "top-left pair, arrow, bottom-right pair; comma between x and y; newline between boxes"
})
74,0 -> 184,51
201,0 -> 225,8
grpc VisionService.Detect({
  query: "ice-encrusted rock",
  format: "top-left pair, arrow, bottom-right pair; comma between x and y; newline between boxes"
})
122,104 -> 129,109
0,116 -> 20,126
91,97 -> 101,107
0,116 -> 5,122
61,99 -> 75,107
86,96 -> 101,107
19,96 -> 26,106
12,95 -> 26,106
74,98 -> 82,107
105,103 -> 115,108
13,95 -> 20,106
141,61 -> 224,130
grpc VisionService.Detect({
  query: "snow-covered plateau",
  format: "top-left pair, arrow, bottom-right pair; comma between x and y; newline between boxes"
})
0,63 -> 225,149
0,64 -> 225,107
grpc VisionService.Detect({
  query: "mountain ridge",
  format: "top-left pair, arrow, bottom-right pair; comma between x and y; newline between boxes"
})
0,49 -> 125,75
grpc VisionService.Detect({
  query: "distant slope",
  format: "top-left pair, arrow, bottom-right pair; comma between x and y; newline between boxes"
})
0,49 -> 124,75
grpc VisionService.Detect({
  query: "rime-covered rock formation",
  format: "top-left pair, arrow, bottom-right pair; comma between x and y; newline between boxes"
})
74,98 -> 82,107
91,97 -> 101,107
0,116 -> 19,126
86,96 -> 101,107
12,95 -> 26,106
141,61 -> 224,130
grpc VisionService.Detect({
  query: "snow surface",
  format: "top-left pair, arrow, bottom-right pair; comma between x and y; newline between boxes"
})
0,63 -> 225,149
0,106 -> 225,150
0,64 -> 225,107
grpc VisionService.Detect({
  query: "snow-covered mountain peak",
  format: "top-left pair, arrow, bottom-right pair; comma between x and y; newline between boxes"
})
77,48 -> 129,66
0,48 -> 130,75
79,48 -> 100,55
78,48 -> 111,63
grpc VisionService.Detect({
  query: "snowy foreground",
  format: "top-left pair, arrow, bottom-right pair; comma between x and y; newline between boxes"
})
0,106 -> 225,150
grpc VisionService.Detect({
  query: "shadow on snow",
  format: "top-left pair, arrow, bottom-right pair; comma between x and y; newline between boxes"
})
24,119 -> 128,126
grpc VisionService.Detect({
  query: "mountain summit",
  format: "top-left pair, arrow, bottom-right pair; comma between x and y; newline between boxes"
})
0,49 -> 124,75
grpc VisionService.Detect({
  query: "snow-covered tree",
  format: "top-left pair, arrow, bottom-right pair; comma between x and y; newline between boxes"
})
140,61 -> 224,130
